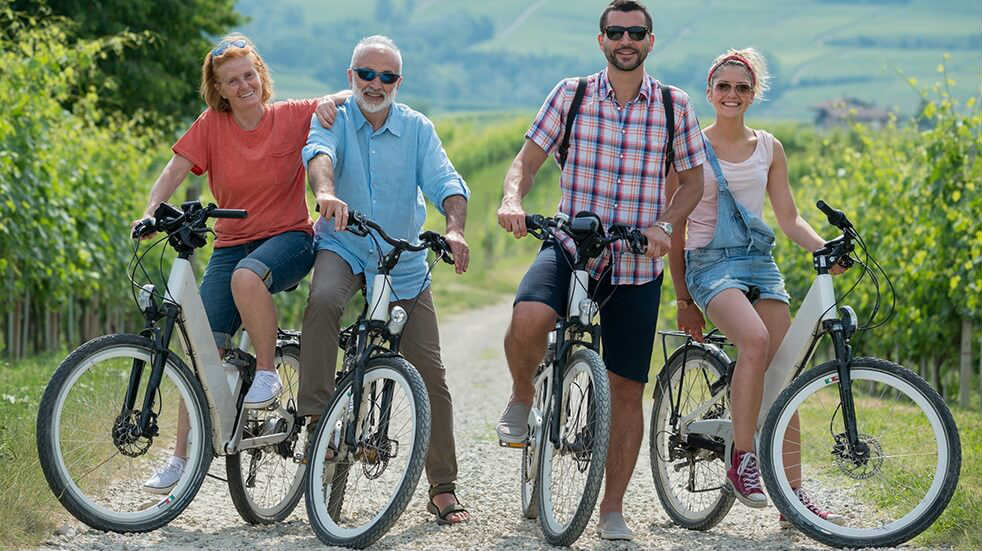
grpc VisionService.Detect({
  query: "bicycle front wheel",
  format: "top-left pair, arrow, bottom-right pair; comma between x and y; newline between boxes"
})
305,356 -> 431,548
227,343 -> 307,524
36,334 -> 213,532
521,365 -> 550,519
650,345 -> 734,530
537,348 -> 611,546
759,358 -> 961,548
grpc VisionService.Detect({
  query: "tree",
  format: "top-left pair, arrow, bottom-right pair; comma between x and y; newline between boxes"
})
11,0 -> 244,129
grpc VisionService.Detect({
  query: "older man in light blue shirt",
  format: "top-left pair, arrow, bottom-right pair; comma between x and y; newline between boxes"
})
297,35 -> 471,525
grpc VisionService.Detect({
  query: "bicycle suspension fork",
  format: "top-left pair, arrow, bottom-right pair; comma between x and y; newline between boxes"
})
122,303 -> 180,437
826,321 -> 863,456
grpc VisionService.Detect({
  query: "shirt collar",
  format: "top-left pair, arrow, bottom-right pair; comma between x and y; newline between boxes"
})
598,67 -> 653,103
347,96 -> 404,137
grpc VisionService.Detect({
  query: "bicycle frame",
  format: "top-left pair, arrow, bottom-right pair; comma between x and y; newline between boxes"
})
127,256 -> 297,456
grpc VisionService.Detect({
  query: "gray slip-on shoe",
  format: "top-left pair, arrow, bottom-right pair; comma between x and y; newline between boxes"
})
597,512 -> 634,541
496,400 -> 531,446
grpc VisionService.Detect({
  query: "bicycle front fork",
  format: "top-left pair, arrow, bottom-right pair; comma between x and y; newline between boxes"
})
826,322 -> 865,462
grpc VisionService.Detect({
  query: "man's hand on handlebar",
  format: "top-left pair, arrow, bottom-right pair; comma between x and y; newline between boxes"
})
497,197 -> 527,238
641,225 -> 670,259
130,217 -> 156,240
444,229 -> 469,274
317,193 -> 349,232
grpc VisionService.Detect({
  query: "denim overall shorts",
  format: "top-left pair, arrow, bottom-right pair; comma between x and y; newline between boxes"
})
684,141 -> 790,311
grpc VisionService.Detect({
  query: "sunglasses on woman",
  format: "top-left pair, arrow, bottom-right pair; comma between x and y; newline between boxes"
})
211,39 -> 247,58
604,25 -> 648,41
352,67 -> 400,85
714,82 -> 753,95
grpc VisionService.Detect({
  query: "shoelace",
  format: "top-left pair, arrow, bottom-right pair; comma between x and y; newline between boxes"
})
736,451 -> 764,491
795,487 -> 825,516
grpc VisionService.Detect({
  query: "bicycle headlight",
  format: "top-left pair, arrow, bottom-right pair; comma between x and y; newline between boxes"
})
578,298 -> 599,325
387,305 -> 408,335
839,305 -> 858,336
137,284 -> 156,313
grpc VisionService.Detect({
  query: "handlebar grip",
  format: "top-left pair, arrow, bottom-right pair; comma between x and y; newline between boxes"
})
524,214 -> 545,230
210,209 -> 248,219
816,200 -> 851,229
131,218 -> 156,239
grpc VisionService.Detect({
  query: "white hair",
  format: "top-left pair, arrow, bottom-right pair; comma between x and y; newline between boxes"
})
350,35 -> 403,73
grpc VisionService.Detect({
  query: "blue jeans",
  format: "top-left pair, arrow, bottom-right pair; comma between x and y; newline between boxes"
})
200,231 -> 315,349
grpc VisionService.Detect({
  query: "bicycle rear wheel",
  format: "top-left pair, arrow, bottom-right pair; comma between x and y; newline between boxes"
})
537,348 -> 610,546
36,334 -> 213,532
305,356 -> 430,548
521,365 -> 550,519
650,345 -> 734,530
227,343 -> 307,524
759,358 -> 961,548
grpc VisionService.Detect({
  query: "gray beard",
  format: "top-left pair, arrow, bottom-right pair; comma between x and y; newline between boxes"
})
354,87 -> 396,114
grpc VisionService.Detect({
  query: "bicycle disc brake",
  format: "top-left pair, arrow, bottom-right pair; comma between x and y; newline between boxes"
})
112,410 -> 156,457
831,432 -> 884,479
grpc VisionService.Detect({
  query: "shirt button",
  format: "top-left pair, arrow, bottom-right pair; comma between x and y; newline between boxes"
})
617,179 -> 622,184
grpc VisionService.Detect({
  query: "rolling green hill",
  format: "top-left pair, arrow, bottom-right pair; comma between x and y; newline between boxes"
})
236,0 -> 980,121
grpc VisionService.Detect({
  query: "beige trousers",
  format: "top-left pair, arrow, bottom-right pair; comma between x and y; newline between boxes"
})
298,250 -> 458,486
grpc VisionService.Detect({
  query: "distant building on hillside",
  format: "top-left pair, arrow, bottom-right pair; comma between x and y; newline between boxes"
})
812,98 -> 894,129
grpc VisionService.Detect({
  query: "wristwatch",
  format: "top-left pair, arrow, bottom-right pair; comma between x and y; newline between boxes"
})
654,220 -> 673,237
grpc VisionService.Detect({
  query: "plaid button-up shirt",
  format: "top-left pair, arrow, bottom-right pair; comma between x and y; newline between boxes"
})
527,69 -> 705,285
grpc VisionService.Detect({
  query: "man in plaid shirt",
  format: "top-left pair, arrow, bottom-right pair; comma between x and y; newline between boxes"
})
495,0 -> 705,541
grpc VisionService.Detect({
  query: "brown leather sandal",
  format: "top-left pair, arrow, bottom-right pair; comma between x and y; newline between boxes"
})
426,483 -> 469,525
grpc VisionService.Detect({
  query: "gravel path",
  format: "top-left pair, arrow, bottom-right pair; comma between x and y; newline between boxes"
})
39,300 -> 944,551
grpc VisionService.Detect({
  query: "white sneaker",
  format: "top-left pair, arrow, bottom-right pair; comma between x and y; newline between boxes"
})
244,370 -> 282,409
143,456 -> 186,494
597,512 -> 634,541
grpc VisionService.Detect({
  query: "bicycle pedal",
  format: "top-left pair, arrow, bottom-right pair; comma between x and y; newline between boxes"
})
499,440 -> 527,449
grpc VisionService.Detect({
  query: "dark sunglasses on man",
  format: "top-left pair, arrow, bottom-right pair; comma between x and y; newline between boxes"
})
352,67 -> 400,85
211,39 -> 247,58
603,25 -> 648,41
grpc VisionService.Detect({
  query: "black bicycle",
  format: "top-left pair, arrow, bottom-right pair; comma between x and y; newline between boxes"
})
649,201 -> 961,547
304,211 -> 455,549
511,211 -> 647,546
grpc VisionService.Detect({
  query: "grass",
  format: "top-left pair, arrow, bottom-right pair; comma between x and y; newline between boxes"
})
0,352 -> 73,549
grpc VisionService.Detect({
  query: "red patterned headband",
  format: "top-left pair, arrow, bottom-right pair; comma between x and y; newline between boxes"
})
707,54 -> 756,87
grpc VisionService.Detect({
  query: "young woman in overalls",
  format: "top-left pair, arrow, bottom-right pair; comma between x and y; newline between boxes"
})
666,48 -> 846,526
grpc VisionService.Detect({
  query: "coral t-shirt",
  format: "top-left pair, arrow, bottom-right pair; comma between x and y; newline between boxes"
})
173,100 -> 317,247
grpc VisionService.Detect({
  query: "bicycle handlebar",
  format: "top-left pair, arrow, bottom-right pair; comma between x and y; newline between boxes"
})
346,211 -> 455,265
817,200 -> 854,233
523,213 -> 648,256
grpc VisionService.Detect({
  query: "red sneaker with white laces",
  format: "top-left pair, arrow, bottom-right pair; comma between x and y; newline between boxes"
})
779,487 -> 846,528
727,448 -> 768,508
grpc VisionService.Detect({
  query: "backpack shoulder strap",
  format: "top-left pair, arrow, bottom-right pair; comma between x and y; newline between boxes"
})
558,76 -> 588,169
662,84 -> 675,177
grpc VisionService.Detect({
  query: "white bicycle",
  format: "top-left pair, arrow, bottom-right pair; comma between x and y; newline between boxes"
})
37,201 -> 308,531
649,201 -> 961,548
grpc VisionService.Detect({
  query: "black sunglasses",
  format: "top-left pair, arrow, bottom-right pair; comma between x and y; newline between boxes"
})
211,39 -> 247,58
714,82 -> 753,95
604,25 -> 648,41
352,67 -> 400,85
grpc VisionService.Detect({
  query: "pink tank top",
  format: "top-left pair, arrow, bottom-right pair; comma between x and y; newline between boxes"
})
685,130 -> 775,250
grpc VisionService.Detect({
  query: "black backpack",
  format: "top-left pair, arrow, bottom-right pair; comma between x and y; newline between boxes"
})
557,76 -> 676,177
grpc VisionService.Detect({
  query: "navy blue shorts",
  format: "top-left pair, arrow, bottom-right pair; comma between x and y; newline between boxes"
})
200,231 -> 315,349
514,241 -> 663,383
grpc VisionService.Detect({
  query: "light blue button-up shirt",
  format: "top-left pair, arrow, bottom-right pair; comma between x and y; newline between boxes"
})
302,97 -> 469,300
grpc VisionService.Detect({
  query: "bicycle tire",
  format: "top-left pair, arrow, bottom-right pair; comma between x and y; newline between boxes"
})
537,348 -> 610,546
227,344 -> 307,524
304,356 -> 431,548
521,365 -> 550,519
36,334 -> 213,533
759,357 -> 961,548
650,345 -> 734,530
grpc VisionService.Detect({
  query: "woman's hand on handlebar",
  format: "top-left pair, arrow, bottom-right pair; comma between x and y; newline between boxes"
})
316,193 -> 349,231
497,197 -> 527,238
444,229 -> 470,274
130,217 -> 157,240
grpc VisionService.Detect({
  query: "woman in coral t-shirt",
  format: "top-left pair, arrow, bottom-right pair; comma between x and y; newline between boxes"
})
134,34 -> 345,492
